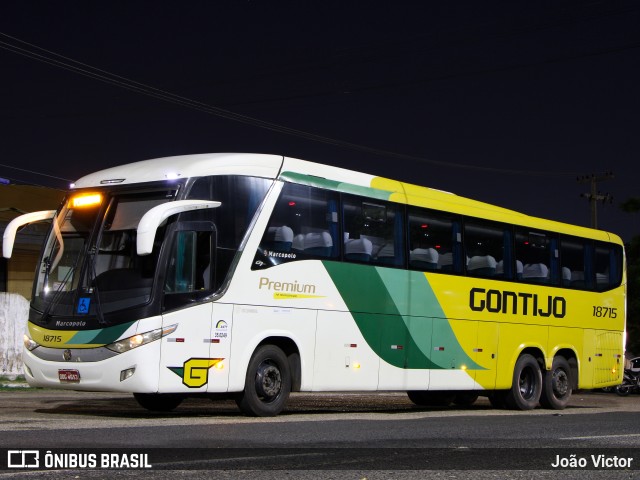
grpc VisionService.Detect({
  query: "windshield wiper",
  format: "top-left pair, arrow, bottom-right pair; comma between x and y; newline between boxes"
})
39,260 -> 77,323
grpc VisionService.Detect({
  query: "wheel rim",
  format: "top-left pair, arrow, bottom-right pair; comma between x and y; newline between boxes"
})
552,369 -> 569,397
254,359 -> 282,402
519,366 -> 537,400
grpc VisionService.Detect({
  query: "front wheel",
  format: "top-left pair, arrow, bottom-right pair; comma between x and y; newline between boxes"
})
505,354 -> 542,410
540,356 -> 572,409
236,345 -> 291,417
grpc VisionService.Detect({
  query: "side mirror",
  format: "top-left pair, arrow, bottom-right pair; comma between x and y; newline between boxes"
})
2,210 -> 56,258
136,200 -> 221,255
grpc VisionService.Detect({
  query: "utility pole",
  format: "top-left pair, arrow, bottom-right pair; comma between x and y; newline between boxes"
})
577,172 -> 614,229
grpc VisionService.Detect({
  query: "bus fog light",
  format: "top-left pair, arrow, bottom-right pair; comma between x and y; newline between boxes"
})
120,367 -> 136,382
24,334 -> 39,351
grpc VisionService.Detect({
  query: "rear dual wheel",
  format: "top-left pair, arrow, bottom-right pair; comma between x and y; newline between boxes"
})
540,356 -> 572,409
502,354 -> 572,410
505,354 -> 542,410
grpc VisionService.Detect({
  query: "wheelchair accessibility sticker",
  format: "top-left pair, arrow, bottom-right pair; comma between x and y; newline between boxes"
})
77,297 -> 91,315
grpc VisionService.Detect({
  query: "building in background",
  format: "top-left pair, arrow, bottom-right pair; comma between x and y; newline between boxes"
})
0,185 -> 65,299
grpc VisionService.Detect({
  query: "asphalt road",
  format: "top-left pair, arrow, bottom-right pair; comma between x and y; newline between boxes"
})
0,389 -> 639,479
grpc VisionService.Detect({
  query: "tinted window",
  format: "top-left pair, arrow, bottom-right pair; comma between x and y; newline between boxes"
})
595,242 -> 623,291
408,209 -> 460,272
560,237 -> 587,288
188,175 -> 272,287
464,220 -> 511,279
343,195 -> 404,266
187,175 -> 271,249
515,229 -> 559,285
253,182 -> 340,269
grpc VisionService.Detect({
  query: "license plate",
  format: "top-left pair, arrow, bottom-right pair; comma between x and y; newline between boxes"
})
58,369 -> 80,383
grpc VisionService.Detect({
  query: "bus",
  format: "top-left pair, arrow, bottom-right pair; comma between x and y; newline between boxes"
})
2,153 -> 626,416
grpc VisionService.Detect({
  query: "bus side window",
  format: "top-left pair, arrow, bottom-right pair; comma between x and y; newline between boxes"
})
515,229 -> 559,285
253,183 -> 340,269
463,220 -> 511,279
408,209 -> 458,272
560,237 -> 586,289
594,242 -> 622,291
188,175 -> 272,288
165,230 -> 214,294
343,195 -> 404,267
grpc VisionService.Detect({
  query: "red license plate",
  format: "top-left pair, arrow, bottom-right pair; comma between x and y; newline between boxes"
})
58,369 -> 80,383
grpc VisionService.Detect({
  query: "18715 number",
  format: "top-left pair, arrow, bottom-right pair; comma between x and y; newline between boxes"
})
592,306 -> 617,318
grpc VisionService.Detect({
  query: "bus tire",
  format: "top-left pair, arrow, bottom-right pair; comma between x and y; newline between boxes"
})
133,393 -> 183,412
236,345 -> 291,417
407,391 -> 455,407
540,356 -> 572,409
505,354 -> 542,410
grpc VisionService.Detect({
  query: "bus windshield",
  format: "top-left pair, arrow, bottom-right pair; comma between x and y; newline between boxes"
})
33,190 -> 175,317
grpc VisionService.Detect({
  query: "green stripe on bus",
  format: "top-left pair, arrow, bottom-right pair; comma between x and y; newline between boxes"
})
67,321 -> 136,345
279,171 -> 392,200
323,262 -> 481,370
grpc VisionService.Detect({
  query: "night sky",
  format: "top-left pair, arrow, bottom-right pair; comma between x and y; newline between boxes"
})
1,1 -> 639,241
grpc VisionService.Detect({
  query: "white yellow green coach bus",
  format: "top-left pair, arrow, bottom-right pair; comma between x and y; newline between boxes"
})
2,153 -> 626,416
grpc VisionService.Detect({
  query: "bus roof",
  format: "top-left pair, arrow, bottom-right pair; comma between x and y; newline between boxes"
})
71,153 -> 622,244
71,153 -> 285,188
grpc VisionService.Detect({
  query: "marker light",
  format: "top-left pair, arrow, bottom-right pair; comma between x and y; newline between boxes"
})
99,179 -> 125,184
353,362 -> 361,369
70,193 -> 103,208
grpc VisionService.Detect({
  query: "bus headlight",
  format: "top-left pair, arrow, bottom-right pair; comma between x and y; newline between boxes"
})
106,324 -> 177,354
24,334 -> 39,351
